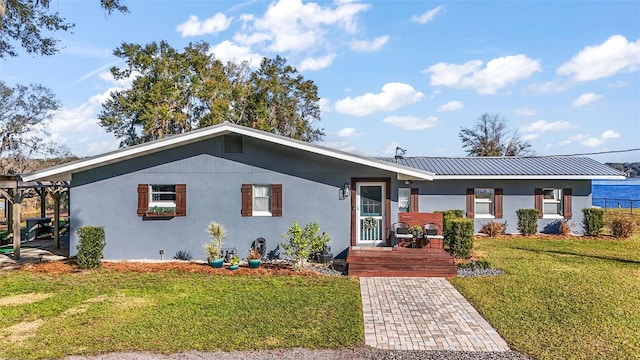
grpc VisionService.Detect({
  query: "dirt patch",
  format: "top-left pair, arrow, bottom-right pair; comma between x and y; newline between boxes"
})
22,260 -> 77,274
63,294 -> 151,316
0,293 -> 53,306
0,319 -> 44,343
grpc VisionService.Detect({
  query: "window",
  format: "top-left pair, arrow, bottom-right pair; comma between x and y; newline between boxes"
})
137,184 -> 186,217
398,188 -> 411,213
149,185 -> 176,209
535,188 -> 572,219
398,188 -> 418,213
241,184 -> 282,217
466,188 -> 503,219
474,188 -> 494,217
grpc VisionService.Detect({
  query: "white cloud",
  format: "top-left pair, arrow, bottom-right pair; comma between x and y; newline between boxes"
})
236,0 -> 370,53
298,53 -> 336,71
321,141 -> 356,153
350,35 -> 389,52
81,139 -> 121,156
425,55 -> 541,94
521,133 -> 539,141
581,136 -> 604,147
514,107 -> 536,116
601,129 -> 621,139
557,35 -> 640,82
337,128 -> 356,137
572,93 -> 602,107
208,40 -> 263,66
383,115 -> 438,130
528,79 -> 573,93
334,82 -> 424,116
520,120 -> 574,133
176,13 -> 233,37
437,100 -> 463,112
411,6 -> 443,24
319,98 -> 331,113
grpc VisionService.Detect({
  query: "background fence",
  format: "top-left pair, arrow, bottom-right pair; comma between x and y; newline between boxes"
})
593,198 -> 639,213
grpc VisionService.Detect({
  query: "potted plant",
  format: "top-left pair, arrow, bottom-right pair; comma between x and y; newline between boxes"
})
228,255 -> 240,270
204,222 -> 226,268
247,247 -> 262,268
146,206 -> 176,217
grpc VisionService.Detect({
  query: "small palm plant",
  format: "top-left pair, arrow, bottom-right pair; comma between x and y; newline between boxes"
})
204,221 -> 226,260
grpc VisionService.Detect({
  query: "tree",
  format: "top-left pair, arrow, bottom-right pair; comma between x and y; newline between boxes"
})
248,56 -> 324,142
0,0 -> 128,58
99,42 -> 325,147
459,113 -> 532,156
0,81 -> 71,174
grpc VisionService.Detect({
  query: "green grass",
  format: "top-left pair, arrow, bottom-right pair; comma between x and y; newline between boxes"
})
0,271 -> 363,359
451,234 -> 640,360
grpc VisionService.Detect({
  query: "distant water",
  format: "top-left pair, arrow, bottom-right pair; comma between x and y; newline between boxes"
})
592,178 -> 640,208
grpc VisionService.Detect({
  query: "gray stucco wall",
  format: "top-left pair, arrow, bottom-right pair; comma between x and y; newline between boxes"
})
69,136 -> 389,260
390,179 -> 592,234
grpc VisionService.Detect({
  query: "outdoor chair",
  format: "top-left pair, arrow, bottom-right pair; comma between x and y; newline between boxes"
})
423,222 -> 444,248
390,222 -> 413,247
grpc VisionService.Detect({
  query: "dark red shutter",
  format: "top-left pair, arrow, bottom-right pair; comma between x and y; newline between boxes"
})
466,188 -> 475,218
535,188 -> 543,218
272,184 -> 282,217
410,188 -> 419,212
137,184 -> 148,216
175,184 -> 186,216
241,184 -> 252,217
495,188 -> 503,219
563,188 -> 572,219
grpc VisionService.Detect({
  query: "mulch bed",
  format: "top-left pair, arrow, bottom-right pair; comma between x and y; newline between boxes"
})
20,259 -> 322,276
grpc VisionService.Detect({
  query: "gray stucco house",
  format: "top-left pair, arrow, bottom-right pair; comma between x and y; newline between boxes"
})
22,123 -> 626,260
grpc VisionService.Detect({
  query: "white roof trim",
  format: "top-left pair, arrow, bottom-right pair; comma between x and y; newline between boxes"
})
21,123 -> 435,182
434,175 -> 627,180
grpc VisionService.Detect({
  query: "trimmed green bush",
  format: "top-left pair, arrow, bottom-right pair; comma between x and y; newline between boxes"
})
448,218 -> 474,259
516,209 -> 539,236
582,208 -> 605,236
281,221 -> 330,270
436,209 -> 464,248
76,226 -> 106,269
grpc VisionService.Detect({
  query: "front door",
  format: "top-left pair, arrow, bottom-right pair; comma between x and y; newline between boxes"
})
356,182 -> 385,246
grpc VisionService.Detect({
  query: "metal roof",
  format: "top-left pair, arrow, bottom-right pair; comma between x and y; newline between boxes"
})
380,156 -> 627,180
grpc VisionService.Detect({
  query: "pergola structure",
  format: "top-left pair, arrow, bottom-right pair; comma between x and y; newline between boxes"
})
0,175 -> 69,260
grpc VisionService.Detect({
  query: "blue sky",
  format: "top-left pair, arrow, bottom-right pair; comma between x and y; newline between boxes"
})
2,0 -> 639,162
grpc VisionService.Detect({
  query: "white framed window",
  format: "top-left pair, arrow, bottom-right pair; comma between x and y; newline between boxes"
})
253,185 -> 272,216
475,188 -> 495,218
149,185 -> 176,209
542,188 -> 563,217
398,188 -> 411,213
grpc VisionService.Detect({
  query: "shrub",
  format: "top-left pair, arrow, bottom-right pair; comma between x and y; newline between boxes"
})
281,221 -> 331,270
447,218 -> 474,259
174,250 -> 193,261
516,209 -> 539,236
582,208 -> 605,236
204,222 -> 226,259
458,259 -> 493,270
76,226 -> 105,269
558,220 -> 571,236
610,216 -> 637,238
436,209 -> 464,248
480,221 -> 507,237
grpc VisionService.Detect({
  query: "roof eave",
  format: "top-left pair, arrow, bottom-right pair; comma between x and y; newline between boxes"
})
433,175 -> 627,180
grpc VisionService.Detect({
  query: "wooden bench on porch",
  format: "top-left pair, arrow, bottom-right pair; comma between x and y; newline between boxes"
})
347,212 -> 456,277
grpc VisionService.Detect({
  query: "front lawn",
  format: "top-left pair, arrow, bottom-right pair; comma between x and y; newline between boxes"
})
0,269 -> 363,359
451,234 -> 640,360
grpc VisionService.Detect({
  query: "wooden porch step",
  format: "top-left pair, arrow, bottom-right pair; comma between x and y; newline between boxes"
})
347,247 -> 457,277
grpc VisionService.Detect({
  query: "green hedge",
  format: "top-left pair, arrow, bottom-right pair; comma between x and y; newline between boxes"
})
516,209 -> 539,236
76,226 -> 106,269
436,209 -> 464,248
582,208 -> 605,236
447,218 -> 474,259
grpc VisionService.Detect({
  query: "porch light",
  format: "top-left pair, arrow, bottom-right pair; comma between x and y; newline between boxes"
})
343,184 -> 350,198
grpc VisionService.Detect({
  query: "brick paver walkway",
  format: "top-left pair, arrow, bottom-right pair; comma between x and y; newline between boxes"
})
360,277 -> 510,351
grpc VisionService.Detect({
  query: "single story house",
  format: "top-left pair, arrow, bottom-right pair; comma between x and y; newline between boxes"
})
21,123 -> 626,260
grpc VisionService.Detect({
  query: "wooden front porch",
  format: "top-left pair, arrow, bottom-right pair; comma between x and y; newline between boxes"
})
346,245 -> 457,277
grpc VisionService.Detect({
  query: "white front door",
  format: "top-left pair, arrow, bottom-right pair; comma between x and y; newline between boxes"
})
356,182 -> 385,246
